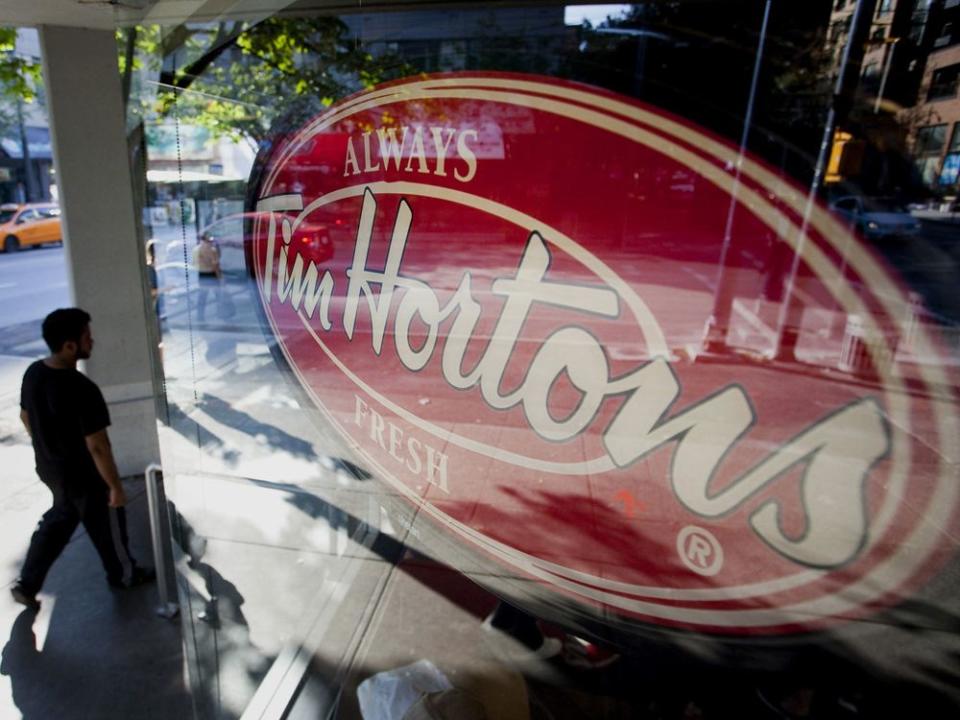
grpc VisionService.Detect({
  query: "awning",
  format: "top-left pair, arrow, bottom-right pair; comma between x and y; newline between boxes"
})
147,169 -> 244,184
0,126 -> 53,160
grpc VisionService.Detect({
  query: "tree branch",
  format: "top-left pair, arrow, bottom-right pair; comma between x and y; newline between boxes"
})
159,21 -> 246,91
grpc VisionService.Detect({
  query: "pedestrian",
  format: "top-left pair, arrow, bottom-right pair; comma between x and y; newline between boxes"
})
193,232 -> 222,321
11,308 -> 153,612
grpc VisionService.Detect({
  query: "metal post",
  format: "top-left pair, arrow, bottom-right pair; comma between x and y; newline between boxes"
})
145,463 -> 179,619
772,0 -> 879,361
702,0 -> 772,352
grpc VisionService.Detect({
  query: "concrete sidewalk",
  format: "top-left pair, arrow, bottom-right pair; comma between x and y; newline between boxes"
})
0,355 -> 191,720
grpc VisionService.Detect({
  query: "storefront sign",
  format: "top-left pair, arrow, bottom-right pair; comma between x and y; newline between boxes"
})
249,74 -> 959,634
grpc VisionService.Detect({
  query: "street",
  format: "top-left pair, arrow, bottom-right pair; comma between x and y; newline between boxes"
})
0,242 -> 71,579
0,243 -> 70,476
0,245 -> 69,333
0,245 -> 71,542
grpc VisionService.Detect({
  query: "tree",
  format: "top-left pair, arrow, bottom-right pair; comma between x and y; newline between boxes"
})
0,28 -> 40,101
121,18 -> 413,150
1,27 -> 46,202
0,27 -> 42,138
571,1 -> 835,176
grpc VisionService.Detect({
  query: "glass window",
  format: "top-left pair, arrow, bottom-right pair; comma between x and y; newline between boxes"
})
928,63 -> 960,99
916,154 -> 942,185
916,124 -> 947,154
935,22 -> 956,48
939,152 -> 960,185
124,3 -> 960,719
948,123 -> 960,152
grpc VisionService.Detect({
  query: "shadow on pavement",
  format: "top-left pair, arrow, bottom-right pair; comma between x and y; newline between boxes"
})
0,481 -> 191,719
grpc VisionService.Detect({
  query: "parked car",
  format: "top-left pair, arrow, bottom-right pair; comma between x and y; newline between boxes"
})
828,195 -> 921,240
0,202 -> 63,252
198,212 -> 334,276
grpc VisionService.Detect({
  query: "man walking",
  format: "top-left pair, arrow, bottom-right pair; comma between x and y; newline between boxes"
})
11,308 -> 153,612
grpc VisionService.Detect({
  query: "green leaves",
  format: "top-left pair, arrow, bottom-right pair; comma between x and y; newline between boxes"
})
134,17 -> 413,144
0,27 -> 42,103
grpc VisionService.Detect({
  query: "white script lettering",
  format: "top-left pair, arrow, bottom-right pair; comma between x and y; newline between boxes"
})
258,189 -> 891,568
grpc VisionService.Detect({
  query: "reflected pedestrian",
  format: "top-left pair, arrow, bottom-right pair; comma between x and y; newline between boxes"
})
11,308 -> 153,612
193,232 -> 222,321
146,240 -> 164,324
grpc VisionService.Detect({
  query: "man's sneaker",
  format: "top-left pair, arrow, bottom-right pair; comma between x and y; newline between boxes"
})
109,566 -> 157,590
10,584 -> 40,612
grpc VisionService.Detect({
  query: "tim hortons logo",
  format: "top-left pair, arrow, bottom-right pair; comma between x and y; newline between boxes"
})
250,74 -> 960,634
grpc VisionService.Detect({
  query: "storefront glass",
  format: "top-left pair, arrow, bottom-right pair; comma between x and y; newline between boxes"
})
127,2 -> 960,718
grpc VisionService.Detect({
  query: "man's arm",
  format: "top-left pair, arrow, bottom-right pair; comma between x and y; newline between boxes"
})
84,429 -> 127,507
19,408 -> 31,439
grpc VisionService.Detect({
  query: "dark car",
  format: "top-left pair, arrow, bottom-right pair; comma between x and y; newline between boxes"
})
829,195 -> 922,240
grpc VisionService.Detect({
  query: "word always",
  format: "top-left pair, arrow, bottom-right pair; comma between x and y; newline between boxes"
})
343,126 -> 479,183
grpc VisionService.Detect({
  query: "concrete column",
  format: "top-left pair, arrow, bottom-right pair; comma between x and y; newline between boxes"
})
39,26 -> 160,476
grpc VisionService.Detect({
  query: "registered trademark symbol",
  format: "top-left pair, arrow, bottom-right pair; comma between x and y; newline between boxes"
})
677,526 -> 723,577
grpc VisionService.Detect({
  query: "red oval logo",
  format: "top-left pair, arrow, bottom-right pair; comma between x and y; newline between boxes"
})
249,73 -> 960,635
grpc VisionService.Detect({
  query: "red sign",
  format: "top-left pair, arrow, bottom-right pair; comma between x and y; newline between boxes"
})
249,73 -> 960,635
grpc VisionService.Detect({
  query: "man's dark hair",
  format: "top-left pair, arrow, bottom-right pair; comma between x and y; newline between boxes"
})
42,308 -> 91,353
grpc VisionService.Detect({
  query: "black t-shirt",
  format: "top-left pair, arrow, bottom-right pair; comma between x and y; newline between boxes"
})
20,360 -> 110,491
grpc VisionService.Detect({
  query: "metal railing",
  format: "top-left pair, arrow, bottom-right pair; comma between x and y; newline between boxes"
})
145,463 -> 179,619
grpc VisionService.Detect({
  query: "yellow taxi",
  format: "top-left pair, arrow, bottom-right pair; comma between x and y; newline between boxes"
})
0,203 -> 63,252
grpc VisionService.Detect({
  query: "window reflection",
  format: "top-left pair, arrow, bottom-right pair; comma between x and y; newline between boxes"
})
127,3 -> 960,718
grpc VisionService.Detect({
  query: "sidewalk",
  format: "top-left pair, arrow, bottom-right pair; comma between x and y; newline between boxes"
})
152,301 -> 960,719
0,355 -> 191,720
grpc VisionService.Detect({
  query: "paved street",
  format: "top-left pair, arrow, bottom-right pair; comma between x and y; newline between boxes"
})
0,246 -> 70,331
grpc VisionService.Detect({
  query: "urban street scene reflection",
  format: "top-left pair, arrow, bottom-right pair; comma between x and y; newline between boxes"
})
147,2 -> 960,718
0,2 -> 958,719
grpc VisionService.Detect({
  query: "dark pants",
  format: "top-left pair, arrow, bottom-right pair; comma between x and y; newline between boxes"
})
196,272 -> 220,321
18,484 -> 135,595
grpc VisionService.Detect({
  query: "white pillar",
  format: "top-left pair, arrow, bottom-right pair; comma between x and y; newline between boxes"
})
39,25 -> 160,476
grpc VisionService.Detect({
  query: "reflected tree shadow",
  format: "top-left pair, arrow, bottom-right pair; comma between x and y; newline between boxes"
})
204,335 -> 239,367
163,457 -> 960,716
435,486 -> 960,714
166,396 -> 373,482
166,402 -> 241,465
320,456 -> 373,481
169,504 -> 274,720
199,394 -> 316,460
467,485 -> 691,608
